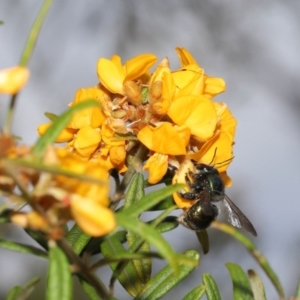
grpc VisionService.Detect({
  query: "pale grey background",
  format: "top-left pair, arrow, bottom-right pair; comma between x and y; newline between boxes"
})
1,1 -> 300,299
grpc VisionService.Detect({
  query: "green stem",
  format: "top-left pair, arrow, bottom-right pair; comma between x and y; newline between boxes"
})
3,0 -> 52,135
57,238 -> 110,299
211,221 -> 285,300
19,0 -> 52,67
110,143 -> 148,208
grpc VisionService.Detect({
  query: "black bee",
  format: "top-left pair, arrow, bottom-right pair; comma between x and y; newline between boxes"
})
177,163 -> 257,236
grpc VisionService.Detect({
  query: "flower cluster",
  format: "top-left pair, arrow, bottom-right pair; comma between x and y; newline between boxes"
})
38,47 -> 237,210
0,65 -> 115,237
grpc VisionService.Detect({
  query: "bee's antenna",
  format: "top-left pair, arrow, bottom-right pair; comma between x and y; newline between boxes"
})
208,148 -> 218,165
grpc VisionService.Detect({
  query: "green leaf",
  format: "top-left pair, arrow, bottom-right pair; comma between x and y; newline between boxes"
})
45,112 -> 58,121
182,285 -> 206,300
135,250 -> 200,300
196,230 -> 209,254
119,184 -> 183,218
202,273 -> 221,300
0,239 -> 48,259
101,235 -> 143,297
212,221 -> 285,299
46,241 -> 72,300
115,214 -> 179,273
80,280 -> 101,300
66,224 -> 92,255
6,277 -> 40,300
124,172 -> 145,209
155,216 -> 178,233
32,100 -> 99,158
248,270 -> 266,300
80,279 -> 117,300
148,195 -> 176,211
226,262 -> 253,300
124,173 -> 151,284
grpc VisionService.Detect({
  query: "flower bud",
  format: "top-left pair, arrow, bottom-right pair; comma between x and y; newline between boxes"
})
124,81 -> 142,106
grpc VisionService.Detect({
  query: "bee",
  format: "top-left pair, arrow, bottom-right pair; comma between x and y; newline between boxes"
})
177,163 -> 257,236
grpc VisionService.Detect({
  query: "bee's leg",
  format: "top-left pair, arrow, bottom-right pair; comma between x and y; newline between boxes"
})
178,191 -> 197,200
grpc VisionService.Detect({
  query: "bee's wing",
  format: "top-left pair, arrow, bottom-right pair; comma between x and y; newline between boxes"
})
223,195 -> 257,236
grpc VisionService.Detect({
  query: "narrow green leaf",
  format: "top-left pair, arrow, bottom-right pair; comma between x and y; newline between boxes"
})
80,279 -> 101,300
101,236 -> 143,297
202,273 -> 221,300
212,221 -> 285,299
196,230 -> 209,254
155,216 -> 178,233
6,277 -> 40,300
124,173 -> 151,284
182,285 -> 206,300
0,239 -> 48,259
124,172 -> 145,209
136,250 -> 200,300
72,231 -> 91,255
226,263 -> 253,300
6,286 -> 23,300
148,195 -> 176,211
66,224 -> 83,246
46,241 -> 72,300
115,213 -> 179,273
45,112 -> 58,121
33,100 -> 99,157
118,184 -> 183,218
296,278 -> 300,298
248,270 -> 266,300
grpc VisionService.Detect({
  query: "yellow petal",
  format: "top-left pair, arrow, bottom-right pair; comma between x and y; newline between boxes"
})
71,197 -> 116,236
69,88 -> 104,129
172,160 -> 196,208
144,153 -> 168,184
188,131 -> 234,172
204,76 -> 226,97
175,47 -> 198,67
0,66 -> 29,94
74,126 -> 101,156
168,95 -> 217,141
110,145 -> 126,165
137,123 -> 187,155
97,58 -> 125,94
125,54 -> 157,81
215,102 -> 237,143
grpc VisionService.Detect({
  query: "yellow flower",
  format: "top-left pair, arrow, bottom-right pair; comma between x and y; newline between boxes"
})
0,66 -> 29,94
97,53 -> 157,95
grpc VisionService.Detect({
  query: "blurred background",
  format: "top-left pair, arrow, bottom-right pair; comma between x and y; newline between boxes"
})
1,1 -> 300,299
